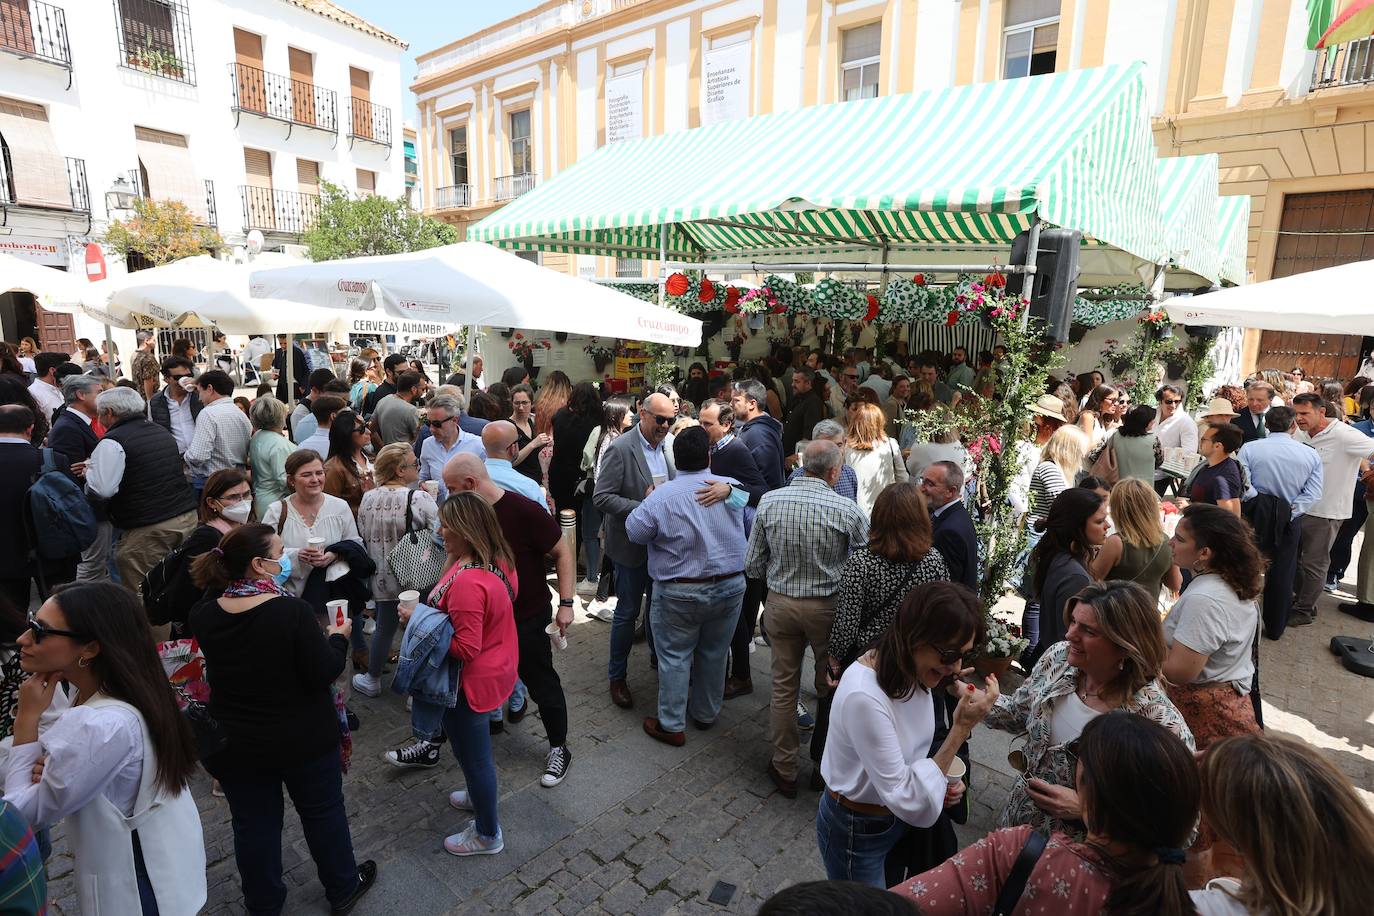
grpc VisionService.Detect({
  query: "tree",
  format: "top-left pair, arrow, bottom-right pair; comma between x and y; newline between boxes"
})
105,197 -> 222,266
303,181 -> 460,261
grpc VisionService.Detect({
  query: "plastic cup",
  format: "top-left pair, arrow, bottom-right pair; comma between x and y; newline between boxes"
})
307,537 -> 325,549
397,590 -> 420,612
545,621 -> 568,651
326,599 -> 349,628
945,757 -> 967,786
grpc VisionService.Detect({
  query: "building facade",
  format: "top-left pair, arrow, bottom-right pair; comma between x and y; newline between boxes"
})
413,0 -> 1374,377
0,0 -> 406,353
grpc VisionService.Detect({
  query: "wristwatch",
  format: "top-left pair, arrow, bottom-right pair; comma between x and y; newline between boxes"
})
558,598 -> 575,607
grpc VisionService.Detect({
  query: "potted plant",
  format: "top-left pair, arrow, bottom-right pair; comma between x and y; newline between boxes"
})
977,618 -> 1030,679
508,333 -> 549,380
583,337 -> 616,374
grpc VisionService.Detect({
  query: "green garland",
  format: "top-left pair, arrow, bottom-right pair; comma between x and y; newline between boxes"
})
1179,334 -> 1217,411
1125,312 -> 1176,405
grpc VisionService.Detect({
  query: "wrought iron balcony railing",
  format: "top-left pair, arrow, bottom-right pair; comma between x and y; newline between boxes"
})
239,186 -> 320,235
229,62 -> 337,135
493,172 -> 536,202
348,97 -> 392,146
1312,37 -> 1374,89
0,152 -> 87,211
433,184 -> 471,210
0,0 -> 71,70
128,169 -> 218,226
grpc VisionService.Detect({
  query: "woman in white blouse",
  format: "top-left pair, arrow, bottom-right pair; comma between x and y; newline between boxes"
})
5,583 -> 205,914
817,581 -> 998,887
843,402 -> 909,517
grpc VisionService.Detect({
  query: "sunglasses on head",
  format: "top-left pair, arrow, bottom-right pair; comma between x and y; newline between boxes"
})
28,614 -> 86,644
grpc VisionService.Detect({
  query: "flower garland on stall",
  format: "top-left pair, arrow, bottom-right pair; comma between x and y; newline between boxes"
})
1125,308 -> 1176,405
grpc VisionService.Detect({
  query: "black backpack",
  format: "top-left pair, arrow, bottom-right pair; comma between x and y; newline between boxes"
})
140,542 -> 193,626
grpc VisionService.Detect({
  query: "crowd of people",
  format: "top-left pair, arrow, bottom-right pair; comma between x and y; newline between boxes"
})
0,328 -> 1369,915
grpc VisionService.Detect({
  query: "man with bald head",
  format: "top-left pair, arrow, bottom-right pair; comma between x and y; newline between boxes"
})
442,453 -> 577,787
593,392 -> 678,708
481,419 -> 547,507
745,438 -> 867,797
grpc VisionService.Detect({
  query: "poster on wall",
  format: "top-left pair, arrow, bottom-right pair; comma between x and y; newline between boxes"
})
702,42 -> 750,125
606,71 -> 643,144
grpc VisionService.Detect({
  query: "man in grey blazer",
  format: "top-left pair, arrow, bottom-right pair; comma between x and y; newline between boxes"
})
593,392 -> 677,709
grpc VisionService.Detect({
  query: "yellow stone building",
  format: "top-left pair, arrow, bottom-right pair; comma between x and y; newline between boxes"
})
413,0 -> 1374,377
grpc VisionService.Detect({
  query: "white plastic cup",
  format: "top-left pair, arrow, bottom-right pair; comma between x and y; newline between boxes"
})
945,756 -> 967,786
307,536 -> 326,550
545,621 -> 568,651
326,599 -> 349,628
397,590 -> 420,612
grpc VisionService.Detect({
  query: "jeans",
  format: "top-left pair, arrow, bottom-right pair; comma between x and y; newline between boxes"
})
490,679 -> 528,724
411,696 -> 445,742
729,576 -> 767,680
650,576 -> 744,732
1329,483 -> 1367,582
815,791 -> 908,888
581,495 -> 602,583
609,560 -> 652,681
443,691 -> 500,838
1262,515 -> 1303,640
218,749 -> 361,915
365,600 -> 400,676
134,831 -> 159,916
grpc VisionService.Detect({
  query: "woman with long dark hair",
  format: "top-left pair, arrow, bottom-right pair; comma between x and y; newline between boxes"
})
189,524 -> 375,914
682,362 -> 710,409
323,409 -> 373,516
1024,488 -> 1109,668
549,381 -> 602,515
895,711 -> 1198,916
1094,404 -> 1161,484
507,383 -> 546,483
5,583 -> 205,914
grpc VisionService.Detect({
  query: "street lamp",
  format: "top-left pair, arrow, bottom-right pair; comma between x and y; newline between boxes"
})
105,176 -> 136,217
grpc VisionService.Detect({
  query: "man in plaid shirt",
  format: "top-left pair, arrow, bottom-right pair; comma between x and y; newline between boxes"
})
745,439 -> 867,797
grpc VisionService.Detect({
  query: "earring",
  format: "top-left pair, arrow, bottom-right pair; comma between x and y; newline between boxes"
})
1118,658 -> 1125,671
77,656 -> 90,669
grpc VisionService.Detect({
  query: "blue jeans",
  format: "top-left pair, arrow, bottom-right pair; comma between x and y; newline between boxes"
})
443,691 -> 500,838
815,790 -> 908,888
490,678 -> 527,723
608,560 -> 652,681
411,696 -> 446,742
650,576 -> 743,732
581,495 -> 602,581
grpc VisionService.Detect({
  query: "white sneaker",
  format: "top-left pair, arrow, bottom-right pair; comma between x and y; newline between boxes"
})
576,578 -> 599,598
588,601 -> 615,623
351,673 -> 381,698
444,822 -> 504,857
449,789 -> 474,811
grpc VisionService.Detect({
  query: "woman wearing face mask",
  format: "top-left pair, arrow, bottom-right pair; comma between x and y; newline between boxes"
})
189,524 -> 375,915
6,583 -> 205,914
165,469 -> 254,636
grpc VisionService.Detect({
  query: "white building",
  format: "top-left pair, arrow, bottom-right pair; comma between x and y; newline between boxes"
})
0,0 -> 407,356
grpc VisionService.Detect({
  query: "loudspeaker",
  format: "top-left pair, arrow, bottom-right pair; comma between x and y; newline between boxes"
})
1184,286 -> 1221,340
1007,227 -> 1081,343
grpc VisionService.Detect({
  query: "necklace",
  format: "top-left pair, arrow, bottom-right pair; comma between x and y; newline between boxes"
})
292,496 -> 322,526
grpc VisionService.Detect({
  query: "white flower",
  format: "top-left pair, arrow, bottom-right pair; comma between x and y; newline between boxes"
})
1052,878 -> 1071,898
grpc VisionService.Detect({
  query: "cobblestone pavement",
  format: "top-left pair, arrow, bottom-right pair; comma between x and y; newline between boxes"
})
44,556 -> 1374,914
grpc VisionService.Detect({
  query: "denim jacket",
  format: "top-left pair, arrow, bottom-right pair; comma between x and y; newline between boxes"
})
390,602 -> 459,709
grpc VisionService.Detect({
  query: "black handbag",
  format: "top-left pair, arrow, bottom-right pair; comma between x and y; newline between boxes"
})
182,695 -> 228,761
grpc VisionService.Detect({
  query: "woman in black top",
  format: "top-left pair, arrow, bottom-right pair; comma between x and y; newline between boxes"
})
548,382 -> 602,514
1024,488 -> 1109,670
508,383 -> 546,482
189,524 -> 376,916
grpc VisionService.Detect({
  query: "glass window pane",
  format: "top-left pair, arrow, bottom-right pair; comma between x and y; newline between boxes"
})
843,66 -> 861,94
1006,0 -> 1060,27
509,109 -> 530,141
863,62 -> 880,96
1003,29 -> 1032,79
842,22 -> 881,63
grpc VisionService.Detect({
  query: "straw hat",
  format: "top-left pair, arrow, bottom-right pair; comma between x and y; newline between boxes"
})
1202,397 -> 1239,418
1027,394 -> 1068,423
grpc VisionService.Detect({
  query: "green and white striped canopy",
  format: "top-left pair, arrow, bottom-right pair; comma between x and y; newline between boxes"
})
470,63 -> 1165,274
1158,155 -> 1221,288
1216,195 -> 1252,286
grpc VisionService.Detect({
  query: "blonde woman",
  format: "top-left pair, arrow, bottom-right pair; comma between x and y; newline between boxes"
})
843,401 -> 908,516
1090,478 -> 1182,601
248,396 -> 294,519
1193,733 -> 1374,916
533,370 -> 572,484
1026,424 -> 1089,527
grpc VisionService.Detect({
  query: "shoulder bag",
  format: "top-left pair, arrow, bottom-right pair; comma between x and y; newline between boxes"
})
387,488 -> 448,594
1087,433 -> 1120,486
990,829 -> 1048,916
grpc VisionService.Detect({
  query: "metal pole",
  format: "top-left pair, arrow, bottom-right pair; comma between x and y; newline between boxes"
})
285,334 -> 295,409
103,324 -> 116,380
462,324 -> 475,402
658,223 -> 668,309
1018,218 -> 1042,331
663,260 -> 1032,274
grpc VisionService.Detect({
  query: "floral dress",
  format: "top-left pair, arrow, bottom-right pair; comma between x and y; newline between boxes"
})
828,546 -> 949,668
984,641 -> 1194,841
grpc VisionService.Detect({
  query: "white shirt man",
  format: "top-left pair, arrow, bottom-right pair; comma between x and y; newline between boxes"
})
1153,385 -> 1199,486
27,357 -> 64,420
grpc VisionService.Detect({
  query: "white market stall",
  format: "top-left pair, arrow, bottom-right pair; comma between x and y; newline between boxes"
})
1164,257 -> 1374,335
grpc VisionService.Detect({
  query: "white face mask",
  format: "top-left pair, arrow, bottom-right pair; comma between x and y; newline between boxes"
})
219,500 -> 252,523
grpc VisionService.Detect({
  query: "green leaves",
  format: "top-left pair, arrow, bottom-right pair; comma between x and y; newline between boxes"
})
303,182 -> 460,262
105,197 -> 222,266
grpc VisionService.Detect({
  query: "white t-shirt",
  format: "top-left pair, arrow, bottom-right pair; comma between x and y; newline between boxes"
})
1049,690 -> 1101,746
1293,420 -> 1374,519
819,663 -> 948,828
1190,880 -> 1250,916
1164,573 -> 1257,689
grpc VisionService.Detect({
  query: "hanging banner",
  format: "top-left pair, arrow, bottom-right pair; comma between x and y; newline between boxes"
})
606,71 -> 643,144
702,42 -> 751,126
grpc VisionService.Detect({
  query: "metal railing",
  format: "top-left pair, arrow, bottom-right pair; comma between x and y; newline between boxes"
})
7,155 -> 91,211
239,186 -> 320,235
493,172 -> 536,202
348,97 -> 391,146
128,169 -> 219,227
0,0 -> 71,69
115,0 -> 196,84
433,184 -> 471,209
1312,37 -> 1374,89
229,62 -> 338,134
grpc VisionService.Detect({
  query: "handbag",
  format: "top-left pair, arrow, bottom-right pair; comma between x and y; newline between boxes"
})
387,489 -> 448,593
157,639 -> 228,761
1087,434 -> 1120,486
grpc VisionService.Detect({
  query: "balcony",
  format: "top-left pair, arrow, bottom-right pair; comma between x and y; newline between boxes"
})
115,0 -> 196,85
1312,37 -> 1374,90
0,153 -> 88,211
239,186 -> 320,235
433,184 -> 471,210
229,63 -> 337,137
0,0 -> 71,71
493,172 -> 536,202
128,169 -> 218,227
348,97 -> 392,148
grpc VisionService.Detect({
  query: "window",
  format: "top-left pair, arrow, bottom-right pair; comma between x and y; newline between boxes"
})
356,169 -> 375,196
115,0 -> 195,84
840,22 -> 881,101
508,109 -> 531,175
1003,0 -> 1059,79
615,257 -> 642,279
448,126 -> 468,186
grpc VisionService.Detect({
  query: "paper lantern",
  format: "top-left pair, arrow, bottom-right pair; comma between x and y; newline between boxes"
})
913,273 -> 927,286
698,278 -> 716,303
864,294 -> 880,322
665,273 -> 690,297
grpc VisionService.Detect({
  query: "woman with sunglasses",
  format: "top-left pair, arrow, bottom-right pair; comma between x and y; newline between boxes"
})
351,443 -> 439,701
816,581 -> 997,887
893,712 -> 1198,916
323,409 -> 374,517
189,524 -> 375,915
984,580 -> 1193,841
163,468 -> 255,636
1077,384 -> 1120,449
6,583 -> 205,914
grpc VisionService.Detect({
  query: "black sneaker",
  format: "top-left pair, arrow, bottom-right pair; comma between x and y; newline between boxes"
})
384,737 -> 440,769
540,745 -> 572,787
331,860 -> 377,913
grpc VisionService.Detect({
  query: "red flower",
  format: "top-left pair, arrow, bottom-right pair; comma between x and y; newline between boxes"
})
723,286 -> 740,308
913,273 -> 927,286
665,273 -> 690,297
945,309 -> 960,327
698,278 -> 716,303
864,295 -> 880,322
984,272 -> 1006,289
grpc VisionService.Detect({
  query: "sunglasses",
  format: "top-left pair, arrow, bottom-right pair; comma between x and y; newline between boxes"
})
1161,399 -> 1181,406
931,644 -> 975,666
28,613 -> 86,644
648,413 -> 674,426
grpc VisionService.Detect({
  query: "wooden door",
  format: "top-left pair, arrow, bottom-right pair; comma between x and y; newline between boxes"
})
233,28 -> 265,113
36,303 -> 75,355
243,147 -> 274,230
288,46 -> 314,126
0,0 -> 35,54
349,66 -> 371,139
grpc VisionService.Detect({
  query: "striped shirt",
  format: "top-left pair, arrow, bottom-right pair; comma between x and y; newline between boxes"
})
184,397 -> 252,478
1027,461 -> 1069,525
745,476 -> 868,598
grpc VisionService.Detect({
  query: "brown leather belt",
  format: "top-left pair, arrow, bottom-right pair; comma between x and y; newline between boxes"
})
826,788 -> 892,817
667,571 -> 744,585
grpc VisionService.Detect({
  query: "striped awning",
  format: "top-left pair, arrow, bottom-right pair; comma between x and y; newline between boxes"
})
1216,195 -> 1252,286
470,63 -> 1165,275
1158,154 -> 1221,288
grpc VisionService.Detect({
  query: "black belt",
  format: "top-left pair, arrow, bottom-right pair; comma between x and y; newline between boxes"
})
667,571 -> 744,585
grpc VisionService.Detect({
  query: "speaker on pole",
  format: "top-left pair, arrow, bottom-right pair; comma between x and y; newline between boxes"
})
1007,227 -> 1081,343
1183,285 -> 1221,340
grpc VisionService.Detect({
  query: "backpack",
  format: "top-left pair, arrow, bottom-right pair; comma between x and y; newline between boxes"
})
26,449 -> 97,561
140,541 -> 192,627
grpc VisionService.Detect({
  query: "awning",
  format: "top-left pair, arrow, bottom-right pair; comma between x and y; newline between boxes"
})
1165,258 -> 1374,334
1216,195 -> 1251,286
469,63 -> 1164,283
135,127 -> 208,222
0,97 -> 70,209
1157,155 -> 1221,288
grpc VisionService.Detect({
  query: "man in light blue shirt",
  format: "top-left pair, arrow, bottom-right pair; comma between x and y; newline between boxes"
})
418,394 -> 483,501
627,426 -> 747,743
481,419 -> 548,509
